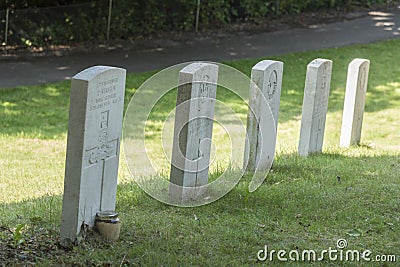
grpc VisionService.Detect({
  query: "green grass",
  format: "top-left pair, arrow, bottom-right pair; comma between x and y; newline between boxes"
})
1,39 -> 400,266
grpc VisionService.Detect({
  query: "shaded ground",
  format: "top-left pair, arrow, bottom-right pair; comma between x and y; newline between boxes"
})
0,224 -> 63,265
1,26 -> 400,266
0,3 -> 397,58
1,4 -> 400,88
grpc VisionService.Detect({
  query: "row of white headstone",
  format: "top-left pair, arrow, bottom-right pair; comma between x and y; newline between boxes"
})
246,58 -> 370,167
60,58 -> 369,245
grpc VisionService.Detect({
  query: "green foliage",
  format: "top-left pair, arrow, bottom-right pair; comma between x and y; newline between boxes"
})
111,0 -> 196,37
1,0 -> 93,9
7,1 -> 109,46
2,0 -> 396,47
233,0 -> 274,23
12,224 -> 25,248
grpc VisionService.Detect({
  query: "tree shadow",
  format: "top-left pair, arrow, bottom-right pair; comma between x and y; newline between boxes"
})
1,40 -> 399,139
1,150 -> 399,264
0,82 -> 70,139
0,72 -> 154,139
2,150 -> 398,217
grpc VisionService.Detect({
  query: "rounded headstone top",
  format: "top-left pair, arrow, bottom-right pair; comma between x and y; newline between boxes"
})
73,66 -> 125,81
180,62 -> 218,75
309,58 -> 332,68
349,58 -> 370,67
252,60 -> 283,71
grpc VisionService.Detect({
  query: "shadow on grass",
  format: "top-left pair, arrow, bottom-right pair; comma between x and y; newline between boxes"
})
1,40 -> 400,140
0,72 -> 153,139
0,82 -> 70,139
1,151 -> 399,264
2,150 -> 398,211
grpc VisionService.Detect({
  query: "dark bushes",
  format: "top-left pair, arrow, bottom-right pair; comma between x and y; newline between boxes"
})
1,0 -> 396,47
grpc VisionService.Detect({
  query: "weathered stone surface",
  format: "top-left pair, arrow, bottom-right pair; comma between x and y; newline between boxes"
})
298,59 -> 332,156
169,62 -> 218,202
244,60 -> 283,172
340,58 -> 370,147
60,66 -> 126,245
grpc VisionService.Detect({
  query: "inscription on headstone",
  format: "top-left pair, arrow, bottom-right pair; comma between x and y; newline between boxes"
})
244,60 -> 284,172
60,66 -> 126,246
169,63 -> 218,202
340,58 -> 370,147
298,59 -> 333,156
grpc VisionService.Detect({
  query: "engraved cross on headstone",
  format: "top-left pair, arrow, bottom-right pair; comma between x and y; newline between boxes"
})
84,110 -> 118,210
60,66 -> 126,246
169,62 -> 219,203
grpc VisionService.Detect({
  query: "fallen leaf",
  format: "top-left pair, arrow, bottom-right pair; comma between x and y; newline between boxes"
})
346,229 -> 362,237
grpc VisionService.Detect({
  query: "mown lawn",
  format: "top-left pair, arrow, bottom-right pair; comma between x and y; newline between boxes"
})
0,38 -> 399,266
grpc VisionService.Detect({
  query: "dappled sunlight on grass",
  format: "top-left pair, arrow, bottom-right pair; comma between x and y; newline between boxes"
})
142,118 -> 241,178
369,81 -> 400,107
363,108 -> 400,149
1,39 -> 400,265
0,83 -> 70,139
1,38 -> 399,204
0,137 -> 66,203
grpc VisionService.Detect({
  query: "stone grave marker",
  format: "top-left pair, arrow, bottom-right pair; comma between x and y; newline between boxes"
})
340,58 -> 370,147
60,66 -> 126,246
169,62 -> 218,202
298,59 -> 332,156
244,60 -> 283,172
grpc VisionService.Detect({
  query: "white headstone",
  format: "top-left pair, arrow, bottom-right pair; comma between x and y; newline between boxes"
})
244,60 -> 283,172
340,59 -> 370,147
60,66 -> 126,245
169,62 -> 218,202
298,59 -> 332,156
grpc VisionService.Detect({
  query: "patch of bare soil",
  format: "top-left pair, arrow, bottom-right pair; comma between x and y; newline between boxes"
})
0,223 -> 116,266
0,224 -> 63,266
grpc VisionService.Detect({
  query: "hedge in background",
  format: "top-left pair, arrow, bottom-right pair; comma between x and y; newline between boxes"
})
1,0 -> 397,47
